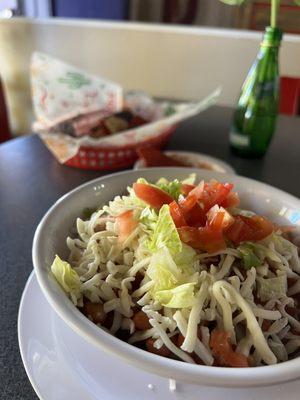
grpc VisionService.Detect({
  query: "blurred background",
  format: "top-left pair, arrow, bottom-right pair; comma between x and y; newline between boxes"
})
1,0 -> 299,33
0,0 -> 299,138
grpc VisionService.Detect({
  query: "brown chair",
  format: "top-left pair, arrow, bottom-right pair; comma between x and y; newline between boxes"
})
162,0 -> 198,24
0,77 -> 12,143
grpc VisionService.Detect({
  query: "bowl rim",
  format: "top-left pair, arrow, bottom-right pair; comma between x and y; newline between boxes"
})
32,167 -> 300,388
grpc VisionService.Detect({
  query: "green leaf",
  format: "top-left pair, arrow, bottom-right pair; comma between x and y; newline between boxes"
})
148,204 -> 182,255
294,0 -> 300,6
155,282 -> 196,308
51,255 -> 80,295
164,103 -> 176,116
238,243 -> 261,269
256,274 -> 287,302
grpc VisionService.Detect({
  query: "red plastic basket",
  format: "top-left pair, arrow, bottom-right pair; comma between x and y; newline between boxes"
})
64,125 -> 176,170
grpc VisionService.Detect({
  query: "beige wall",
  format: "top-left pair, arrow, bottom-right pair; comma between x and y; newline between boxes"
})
0,18 -> 299,135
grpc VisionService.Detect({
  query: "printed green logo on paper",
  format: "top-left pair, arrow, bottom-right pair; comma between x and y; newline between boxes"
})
58,71 -> 91,89
164,104 -> 176,117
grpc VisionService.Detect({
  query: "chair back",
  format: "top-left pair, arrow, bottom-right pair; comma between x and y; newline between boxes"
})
280,76 -> 300,116
0,77 -> 12,143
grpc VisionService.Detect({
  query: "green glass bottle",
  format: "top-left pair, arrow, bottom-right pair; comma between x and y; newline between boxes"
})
229,27 -> 282,157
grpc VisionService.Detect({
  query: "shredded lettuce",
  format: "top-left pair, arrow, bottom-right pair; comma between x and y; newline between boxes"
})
155,282 -> 196,308
238,243 -> 261,269
139,207 -> 158,231
173,243 -> 197,273
147,247 -> 182,291
271,233 -> 296,253
124,185 -> 147,209
239,242 -> 282,264
137,177 -> 181,201
156,178 -> 182,201
148,204 -> 182,255
147,246 -> 198,307
155,174 -> 197,199
257,274 -> 287,302
255,243 -> 282,263
51,255 -> 80,295
181,173 -> 196,185
134,175 -> 196,204
136,177 -> 149,185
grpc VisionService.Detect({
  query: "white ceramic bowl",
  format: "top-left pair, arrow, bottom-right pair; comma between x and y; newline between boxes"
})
32,167 -> 300,388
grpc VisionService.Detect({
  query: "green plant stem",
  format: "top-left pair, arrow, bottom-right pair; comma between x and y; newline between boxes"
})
271,0 -> 280,28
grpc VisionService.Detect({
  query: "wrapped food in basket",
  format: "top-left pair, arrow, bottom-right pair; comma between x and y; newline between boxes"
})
31,52 -> 221,170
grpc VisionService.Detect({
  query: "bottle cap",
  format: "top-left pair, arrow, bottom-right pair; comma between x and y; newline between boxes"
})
262,27 -> 282,47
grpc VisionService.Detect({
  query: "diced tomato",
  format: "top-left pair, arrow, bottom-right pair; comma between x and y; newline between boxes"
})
178,226 -> 201,249
169,201 -> 187,228
181,183 -> 196,196
179,182 -> 204,212
221,191 -> 240,208
179,194 -> 198,213
243,215 -> 274,241
179,180 -> 234,215
177,333 -> 185,347
262,320 -> 271,332
146,338 -> 171,357
208,211 -> 225,230
184,202 -> 206,227
207,205 -> 234,230
224,216 -> 248,244
189,182 -> 205,199
225,215 -> 274,244
133,183 -> 173,209
224,349 -> 250,368
200,181 -> 234,212
178,225 -> 226,253
197,226 -> 226,253
116,210 -> 138,243
181,181 -> 234,214
210,330 -> 249,368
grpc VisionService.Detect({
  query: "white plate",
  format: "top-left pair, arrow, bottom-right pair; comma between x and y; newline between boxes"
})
18,272 -> 300,400
134,151 -> 235,174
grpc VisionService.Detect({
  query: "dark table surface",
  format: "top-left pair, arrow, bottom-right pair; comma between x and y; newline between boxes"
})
1,105 -> 300,399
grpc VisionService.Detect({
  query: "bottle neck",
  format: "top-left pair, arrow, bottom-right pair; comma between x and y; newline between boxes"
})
261,26 -> 282,49
257,27 -> 281,62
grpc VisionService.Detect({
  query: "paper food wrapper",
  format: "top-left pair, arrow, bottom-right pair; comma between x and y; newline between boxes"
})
31,52 -> 221,163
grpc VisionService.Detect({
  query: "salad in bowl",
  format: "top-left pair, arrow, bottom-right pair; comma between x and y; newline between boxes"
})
49,173 -> 300,369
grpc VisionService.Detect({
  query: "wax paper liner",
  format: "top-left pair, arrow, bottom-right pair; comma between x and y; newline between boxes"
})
31,52 -> 221,164
39,88 -> 221,163
31,52 -> 123,127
